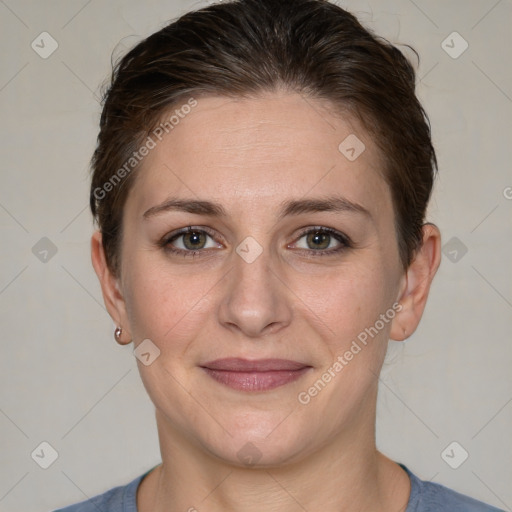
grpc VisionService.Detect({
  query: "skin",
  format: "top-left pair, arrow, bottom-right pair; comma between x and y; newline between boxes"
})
91,91 -> 441,511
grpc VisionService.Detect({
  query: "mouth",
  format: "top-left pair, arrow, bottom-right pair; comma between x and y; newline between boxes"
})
200,358 -> 312,391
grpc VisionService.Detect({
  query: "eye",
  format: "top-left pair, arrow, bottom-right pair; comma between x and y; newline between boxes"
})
160,225 -> 351,259
291,227 -> 351,255
162,227 -> 221,256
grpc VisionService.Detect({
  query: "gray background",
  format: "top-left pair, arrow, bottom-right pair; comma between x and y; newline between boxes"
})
0,0 -> 511,510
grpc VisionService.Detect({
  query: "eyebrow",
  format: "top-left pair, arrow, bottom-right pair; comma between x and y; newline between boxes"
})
142,195 -> 371,221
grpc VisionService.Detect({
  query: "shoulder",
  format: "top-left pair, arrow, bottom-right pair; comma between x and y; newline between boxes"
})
51,471 -> 147,512
401,464 -> 506,512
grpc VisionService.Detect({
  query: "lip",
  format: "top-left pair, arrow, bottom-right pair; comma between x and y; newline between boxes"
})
200,358 -> 312,391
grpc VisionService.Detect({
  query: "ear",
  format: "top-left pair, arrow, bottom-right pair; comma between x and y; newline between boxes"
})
390,223 -> 442,341
91,230 -> 132,344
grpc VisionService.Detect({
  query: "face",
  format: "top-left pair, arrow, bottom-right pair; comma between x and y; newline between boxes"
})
108,92 -> 408,466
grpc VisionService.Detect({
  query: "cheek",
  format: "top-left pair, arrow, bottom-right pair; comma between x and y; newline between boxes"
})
292,262 -> 394,351
291,267 -> 394,434
122,253 -> 223,352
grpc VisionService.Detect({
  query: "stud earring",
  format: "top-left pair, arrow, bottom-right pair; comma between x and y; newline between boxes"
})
114,326 -> 123,342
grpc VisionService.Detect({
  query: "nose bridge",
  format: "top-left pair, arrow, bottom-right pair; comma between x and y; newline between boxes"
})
218,238 -> 292,337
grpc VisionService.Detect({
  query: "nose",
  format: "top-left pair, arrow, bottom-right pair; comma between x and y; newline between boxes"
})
217,244 -> 293,339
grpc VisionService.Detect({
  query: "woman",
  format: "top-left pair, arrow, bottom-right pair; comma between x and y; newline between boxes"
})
54,0 -> 504,510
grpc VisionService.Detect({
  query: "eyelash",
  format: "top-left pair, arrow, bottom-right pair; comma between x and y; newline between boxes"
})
159,225 -> 352,259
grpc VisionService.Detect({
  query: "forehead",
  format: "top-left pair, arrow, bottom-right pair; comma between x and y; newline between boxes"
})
126,92 -> 392,221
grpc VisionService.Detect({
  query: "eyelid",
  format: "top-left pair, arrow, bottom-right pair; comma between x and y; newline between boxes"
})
163,225 -> 223,246
289,226 -> 352,252
294,225 -> 350,243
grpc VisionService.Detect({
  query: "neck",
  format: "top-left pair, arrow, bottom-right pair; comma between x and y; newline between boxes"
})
138,406 -> 410,512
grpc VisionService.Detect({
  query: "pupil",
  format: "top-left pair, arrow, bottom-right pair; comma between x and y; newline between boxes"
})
184,231 -> 205,249
308,231 -> 329,250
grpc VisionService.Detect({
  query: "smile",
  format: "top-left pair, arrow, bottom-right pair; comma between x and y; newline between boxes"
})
200,358 -> 312,391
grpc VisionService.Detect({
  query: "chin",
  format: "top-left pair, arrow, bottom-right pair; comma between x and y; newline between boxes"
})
199,413 -> 313,468
211,438 -> 308,469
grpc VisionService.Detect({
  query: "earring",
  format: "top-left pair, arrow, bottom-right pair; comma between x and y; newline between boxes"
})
114,326 -> 123,343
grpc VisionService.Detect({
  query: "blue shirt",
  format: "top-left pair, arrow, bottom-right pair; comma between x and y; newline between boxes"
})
53,463 -> 506,511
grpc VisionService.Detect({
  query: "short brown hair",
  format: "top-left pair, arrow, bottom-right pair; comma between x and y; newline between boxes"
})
90,0 -> 437,276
